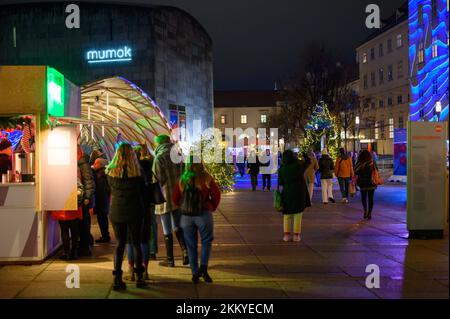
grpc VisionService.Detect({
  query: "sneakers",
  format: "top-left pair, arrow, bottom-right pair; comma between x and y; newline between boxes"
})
293,234 -> 301,242
283,234 -> 291,242
341,198 -> 348,204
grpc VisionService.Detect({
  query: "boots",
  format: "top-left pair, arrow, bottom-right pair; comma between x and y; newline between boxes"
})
135,266 -> 147,288
175,229 -> 189,266
159,234 -> 175,267
127,264 -> 135,281
198,265 -> 213,283
192,273 -> 200,284
112,270 -> 126,291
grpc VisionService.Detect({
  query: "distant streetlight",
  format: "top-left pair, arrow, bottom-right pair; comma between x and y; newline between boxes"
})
354,116 -> 360,153
435,101 -> 442,113
355,116 -> 360,125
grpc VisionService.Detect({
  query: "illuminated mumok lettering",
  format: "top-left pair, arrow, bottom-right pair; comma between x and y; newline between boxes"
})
86,46 -> 132,63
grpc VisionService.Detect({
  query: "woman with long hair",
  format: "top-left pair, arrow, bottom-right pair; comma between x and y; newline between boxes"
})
354,150 -> 377,220
106,143 -> 147,290
278,150 -> 311,242
173,157 -> 221,284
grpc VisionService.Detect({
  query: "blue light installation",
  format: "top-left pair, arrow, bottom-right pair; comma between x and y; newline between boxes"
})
409,0 -> 449,121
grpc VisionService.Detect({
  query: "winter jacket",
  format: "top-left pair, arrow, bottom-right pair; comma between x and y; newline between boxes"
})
139,158 -> 154,206
278,159 -> 311,215
319,155 -> 335,179
173,178 -> 221,212
304,156 -> 319,184
107,175 -> 146,223
355,161 -> 377,191
93,168 -> 110,215
78,154 -> 95,208
335,156 -> 354,179
152,142 -> 183,215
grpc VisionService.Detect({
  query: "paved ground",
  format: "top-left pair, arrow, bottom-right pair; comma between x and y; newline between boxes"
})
0,175 -> 448,299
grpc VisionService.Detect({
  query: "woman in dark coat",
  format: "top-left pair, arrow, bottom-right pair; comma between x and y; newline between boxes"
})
106,143 -> 147,290
92,158 -> 111,243
278,150 -> 311,243
354,150 -> 377,220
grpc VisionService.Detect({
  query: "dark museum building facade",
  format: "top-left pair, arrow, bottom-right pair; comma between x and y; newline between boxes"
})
0,2 -> 214,141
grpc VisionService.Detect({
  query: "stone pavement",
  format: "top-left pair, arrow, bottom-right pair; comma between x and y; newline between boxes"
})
0,176 -> 448,299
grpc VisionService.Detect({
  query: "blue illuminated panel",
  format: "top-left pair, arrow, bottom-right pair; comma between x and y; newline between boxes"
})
409,0 -> 449,121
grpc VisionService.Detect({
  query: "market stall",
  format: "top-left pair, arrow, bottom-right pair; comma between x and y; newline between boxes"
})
0,65 -> 80,263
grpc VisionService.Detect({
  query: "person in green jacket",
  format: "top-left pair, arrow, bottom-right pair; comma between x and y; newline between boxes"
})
278,150 -> 311,242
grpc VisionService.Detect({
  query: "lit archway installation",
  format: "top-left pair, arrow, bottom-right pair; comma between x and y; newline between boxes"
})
80,76 -> 172,159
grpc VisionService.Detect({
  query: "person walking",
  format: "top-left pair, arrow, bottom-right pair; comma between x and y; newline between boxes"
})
247,151 -> 260,191
77,146 -> 95,257
127,144 -> 157,281
335,148 -> 354,204
106,143 -> 147,290
92,158 -> 111,243
260,149 -> 274,191
318,148 -> 335,204
152,135 -> 189,268
355,150 -> 377,220
173,157 -> 221,284
278,150 -> 311,243
304,150 -> 319,202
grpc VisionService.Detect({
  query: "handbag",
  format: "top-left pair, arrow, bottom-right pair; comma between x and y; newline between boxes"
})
149,172 -> 166,205
371,166 -> 384,186
274,189 -> 283,212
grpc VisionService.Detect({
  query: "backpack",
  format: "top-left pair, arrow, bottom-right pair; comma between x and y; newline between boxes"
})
180,177 -> 203,216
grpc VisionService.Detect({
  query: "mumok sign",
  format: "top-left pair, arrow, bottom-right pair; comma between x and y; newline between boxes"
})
86,46 -> 132,64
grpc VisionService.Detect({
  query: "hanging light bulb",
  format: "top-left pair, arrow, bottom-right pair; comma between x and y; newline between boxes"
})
106,92 -> 110,115
116,108 -> 119,124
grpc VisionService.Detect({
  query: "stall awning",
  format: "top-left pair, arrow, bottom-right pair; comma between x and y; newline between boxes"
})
80,76 -> 172,159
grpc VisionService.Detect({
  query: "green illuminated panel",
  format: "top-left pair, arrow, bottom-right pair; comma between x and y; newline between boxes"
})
46,67 -> 65,117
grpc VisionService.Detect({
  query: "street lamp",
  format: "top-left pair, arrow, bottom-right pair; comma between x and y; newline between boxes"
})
354,116 -> 360,152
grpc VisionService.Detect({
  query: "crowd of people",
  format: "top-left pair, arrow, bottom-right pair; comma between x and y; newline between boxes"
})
51,134 -> 221,290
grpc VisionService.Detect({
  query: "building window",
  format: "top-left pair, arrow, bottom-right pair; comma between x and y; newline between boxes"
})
399,116 -> 404,129
370,48 -> 375,60
260,114 -> 267,124
371,72 -> 376,87
379,99 -> 385,108
363,74 -> 368,89
375,121 -> 380,140
362,52 -> 368,64
371,102 -> 376,109
388,65 -> 393,81
396,34 -> 403,48
379,43 -> 384,57
398,95 -> 403,104
398,61 -> 403,78
240,114 -> 247,124
388,97 -> 393,106
379,68 -> 384,84
380,120 -> 385,139
387,39 -> 393,53
432,37 -> 438,58
418,42 -> 425,64
389,118 -> 394,139
220,115 -> 227,125
433,79 -> 438,95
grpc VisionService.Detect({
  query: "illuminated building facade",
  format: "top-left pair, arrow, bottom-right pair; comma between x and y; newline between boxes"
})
409,0 -> 449,121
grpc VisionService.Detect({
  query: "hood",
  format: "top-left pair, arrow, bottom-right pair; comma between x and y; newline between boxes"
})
154,142 -> 175,157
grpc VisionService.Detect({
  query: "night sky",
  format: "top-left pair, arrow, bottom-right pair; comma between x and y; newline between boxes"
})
1,0 -> 405,90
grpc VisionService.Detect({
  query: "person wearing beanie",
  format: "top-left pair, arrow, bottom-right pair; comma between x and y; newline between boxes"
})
318,148 -> 335,204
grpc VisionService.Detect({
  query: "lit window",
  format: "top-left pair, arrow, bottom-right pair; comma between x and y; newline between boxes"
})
389,118 -> 394,139
380,120 -> 385,139
432,37 -> 438,58
398,61 -> 403,78
396,34 -> 403,48
418,43 -> 425,64
260,114 -> 267,124
240,114 -> 247,124
220,115 -> 226,125
362,52 -> 368,64
375,121 -> 379,140
379,68 -> 384,84
388,65 -> 393,81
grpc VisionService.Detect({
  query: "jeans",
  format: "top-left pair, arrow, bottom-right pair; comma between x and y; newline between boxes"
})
262,174 -> 271,190
59,220 -> 79,254
127,242 -> 150,265
78,204 -> 91,251
361,189 -> 375,213
338,177 -> 350,199
181,211 -> 214,275
112,221 -> 143,272
321,179 -> 334,203
160,209 -> 181,235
